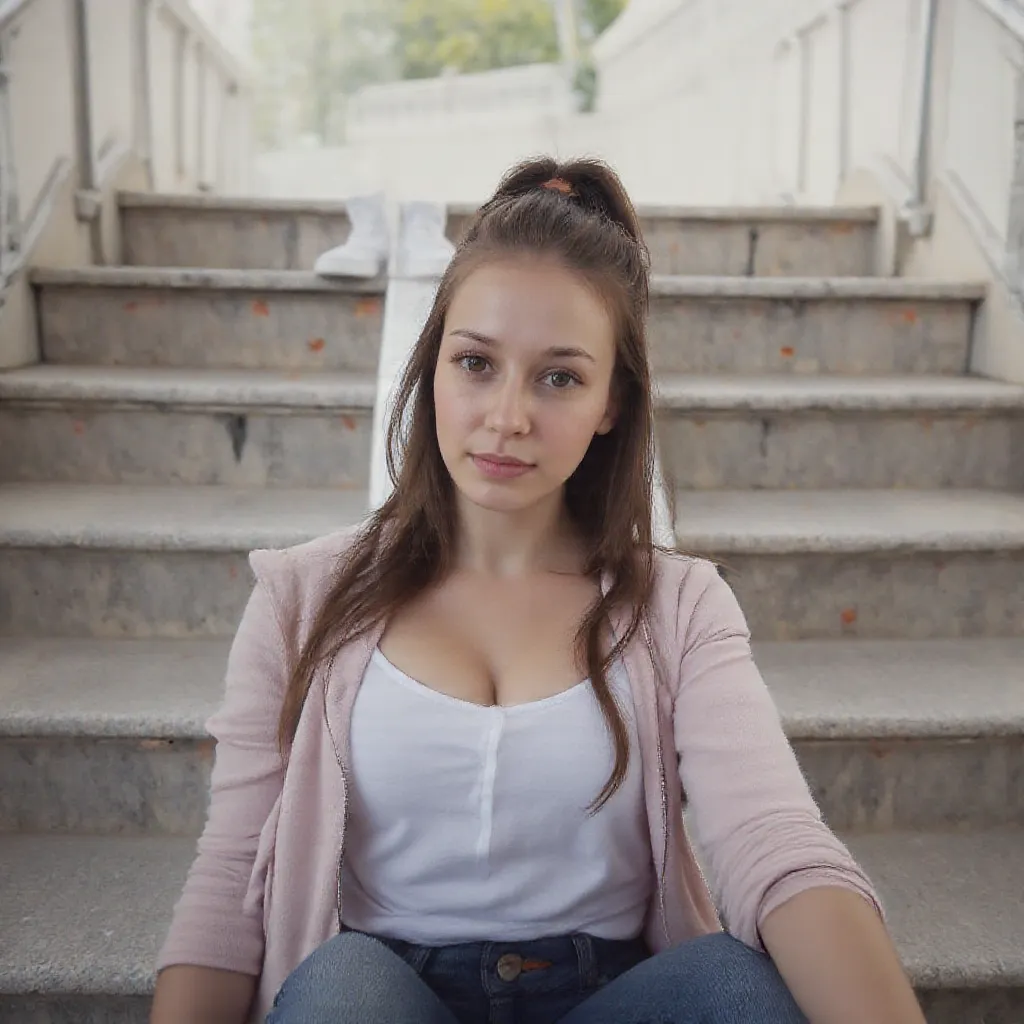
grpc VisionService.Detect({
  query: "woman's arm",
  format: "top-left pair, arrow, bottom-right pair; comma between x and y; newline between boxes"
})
151,965 -> 256,1024
151,562 -> 292,1021
760,886 -> 925,1024
669,560 -> 921,1019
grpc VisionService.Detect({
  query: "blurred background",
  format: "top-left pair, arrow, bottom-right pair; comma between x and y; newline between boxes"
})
2,0 -> 1024,374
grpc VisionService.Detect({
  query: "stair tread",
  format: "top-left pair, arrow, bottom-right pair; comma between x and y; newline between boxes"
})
648,276 -> 986,299
4,366 -> 1023,412
30,266 -> 385,293
2,635 -> 1021,741
0,828 -> 1019,995
654,373 -> 1024,410
0,364 -> 377,408
0,483 -> 367,551
2,485 -> 1024,552
29,266 -> 984,299
673,489 -> 1024,552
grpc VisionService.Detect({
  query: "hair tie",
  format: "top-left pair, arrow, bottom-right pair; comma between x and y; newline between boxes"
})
541,177 -> 574,195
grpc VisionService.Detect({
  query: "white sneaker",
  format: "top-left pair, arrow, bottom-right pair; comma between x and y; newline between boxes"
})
394,201 -> 456,279
314,192 -> 389,278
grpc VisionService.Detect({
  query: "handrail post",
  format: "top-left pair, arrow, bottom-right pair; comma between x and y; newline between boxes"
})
136,0 -> 155,190
904,0 -> 938,236
69,0 -> 103,263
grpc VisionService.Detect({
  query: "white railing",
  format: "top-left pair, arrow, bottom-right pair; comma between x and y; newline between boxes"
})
0,0 -> 250,288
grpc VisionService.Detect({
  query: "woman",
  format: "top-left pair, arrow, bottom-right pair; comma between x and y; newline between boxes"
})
151,157 -> 926,1024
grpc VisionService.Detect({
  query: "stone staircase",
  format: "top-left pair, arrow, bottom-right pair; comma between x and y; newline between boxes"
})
0,193 -> 1022,1023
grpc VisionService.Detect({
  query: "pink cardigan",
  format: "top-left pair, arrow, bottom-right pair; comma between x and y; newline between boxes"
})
156,525 -> 882,1022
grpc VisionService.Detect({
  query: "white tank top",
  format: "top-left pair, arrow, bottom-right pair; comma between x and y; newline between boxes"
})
340,647 -> 654,943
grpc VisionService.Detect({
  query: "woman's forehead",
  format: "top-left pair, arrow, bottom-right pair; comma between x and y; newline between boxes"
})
446,260 -> 615,357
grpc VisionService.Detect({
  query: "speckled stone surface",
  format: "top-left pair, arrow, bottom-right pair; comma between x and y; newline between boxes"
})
0,405 -> 374,487
675,489 -> 1024,554
447,208 -> 880,276
0,365 -> 378,408
121,205 -> 352,271
7,368 -> 1022,490
0,637 -> 228,736
658,407 -> 1024,489
0,636 -> 1019,832
37,283 -> 385,372
647,293 -> 976,374
0,367 -> 375,488
0,549 -> 255,638
0,829 -> 1020,1020
0,483 -> 366,551
0,736 -> 211,834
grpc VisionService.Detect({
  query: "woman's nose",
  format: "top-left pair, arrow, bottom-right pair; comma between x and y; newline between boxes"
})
485,381 -> 530,435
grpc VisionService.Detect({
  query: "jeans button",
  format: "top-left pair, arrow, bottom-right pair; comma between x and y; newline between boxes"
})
496,952 -> 523,981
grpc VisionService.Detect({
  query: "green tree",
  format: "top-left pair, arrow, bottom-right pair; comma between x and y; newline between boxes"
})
580,0 -> 627,39
251,0 -> 396,147
393,0 -> 559,79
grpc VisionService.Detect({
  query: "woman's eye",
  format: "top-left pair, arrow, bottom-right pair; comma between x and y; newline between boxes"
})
459,355 -> 488,372
547,370 -> 577,389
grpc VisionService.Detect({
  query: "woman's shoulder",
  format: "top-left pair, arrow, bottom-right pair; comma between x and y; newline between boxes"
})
649,548 -> 748,651
247,520 -> 369,622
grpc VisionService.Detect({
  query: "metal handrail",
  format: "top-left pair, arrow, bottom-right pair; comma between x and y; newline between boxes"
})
972,0 -> 1024,42
0,0 -> 38,37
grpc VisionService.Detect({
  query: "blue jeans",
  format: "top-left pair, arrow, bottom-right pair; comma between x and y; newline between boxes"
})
266,927 -> 808,1023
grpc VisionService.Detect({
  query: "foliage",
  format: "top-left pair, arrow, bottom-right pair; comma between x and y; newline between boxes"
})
249,0 -> 629,147
393,0 -> 559,79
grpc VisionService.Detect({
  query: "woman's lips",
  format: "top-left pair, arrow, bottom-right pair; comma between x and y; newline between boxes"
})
470,454 -> 535,479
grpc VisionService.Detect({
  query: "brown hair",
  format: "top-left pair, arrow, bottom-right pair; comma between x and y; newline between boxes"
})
280,155 -> 661,813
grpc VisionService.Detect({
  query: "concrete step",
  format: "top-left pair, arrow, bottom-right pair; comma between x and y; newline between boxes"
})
0,828 -> 1019,1023
1,636 -> 1019,835
0,483 -> 365,638
654,374 -> 1024,490
647,277 -> 984,375
119,192 -> 352,271
448,203 -> 881,277
0,366 -> 376,488
120,193 -> 880,277
1,485 -> 1021,639
674,488 -> 1024,640
4,368 -> 1021,490
32,269 -> 983,376
32,268 -> 385,372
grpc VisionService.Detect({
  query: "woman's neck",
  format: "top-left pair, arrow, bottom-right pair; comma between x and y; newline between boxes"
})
453,491 -> 584,577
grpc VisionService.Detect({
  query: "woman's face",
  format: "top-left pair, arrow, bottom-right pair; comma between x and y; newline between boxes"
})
433,258 -> 618,515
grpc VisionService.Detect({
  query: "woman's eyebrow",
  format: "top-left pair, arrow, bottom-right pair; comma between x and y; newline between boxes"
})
448,329 -> 595,362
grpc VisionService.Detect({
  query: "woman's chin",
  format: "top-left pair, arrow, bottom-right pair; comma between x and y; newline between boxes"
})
453,476 -> 548,515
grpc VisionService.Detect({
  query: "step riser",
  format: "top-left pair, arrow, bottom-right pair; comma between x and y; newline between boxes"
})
4,549 -> 1021,639
918,988 -> 1024,1024
658,412 -> 1024,490
446,213 -> 878,277
38,287 -> 971,375
714,552 -> 1024,640
0,739 -> 211,835
0,995 -> 151,1023
648,296 -> 971,374
5,406 -> 1018,491
798,738 -> 1024,831
2,735 -> 1017,836
0,407 -> 373,488
38,287 -> 384,371
0,550 -> 253,638
1,990 -> 1017,1024
122,208 -> 351,271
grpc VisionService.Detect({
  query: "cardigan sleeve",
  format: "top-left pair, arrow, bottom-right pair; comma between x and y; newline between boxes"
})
671,559 -> 884,950
155,559 -> 291,977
